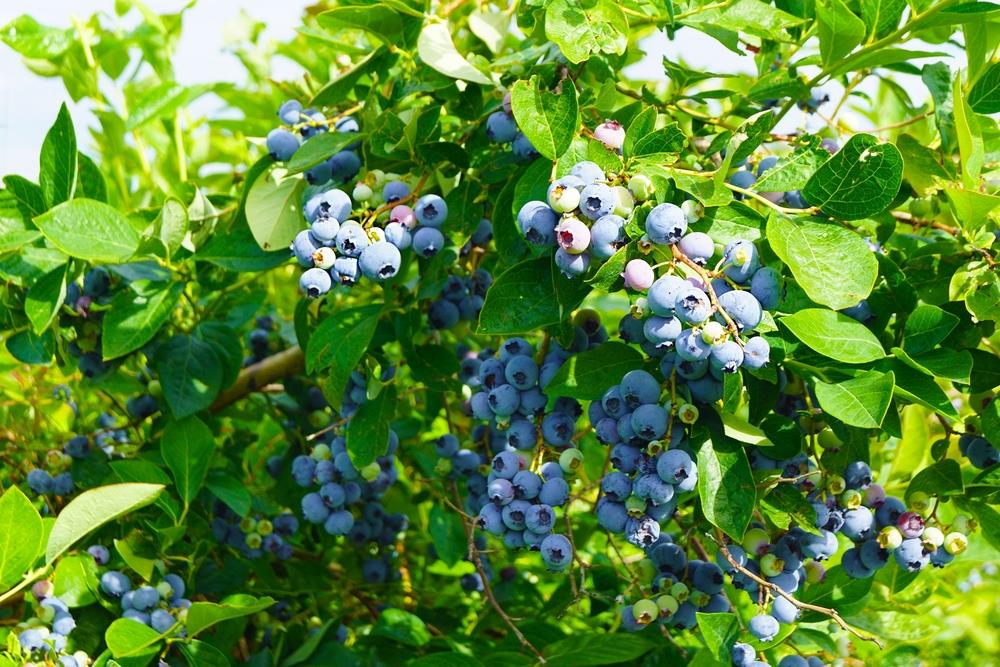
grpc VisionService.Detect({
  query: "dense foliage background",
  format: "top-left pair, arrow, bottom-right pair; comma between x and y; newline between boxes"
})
1,0 -> 999,665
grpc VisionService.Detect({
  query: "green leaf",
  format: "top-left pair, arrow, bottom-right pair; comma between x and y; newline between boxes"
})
125,82 -> 212,131
155,198 -> 187,258
185,595 -> 275,637
953,72 -> 984,189
814,370 -> 895,428
730,110 -> 776,165
682,0 -> 806,43
346,384 -> 397,468
510,76 -> 579,161
469,9 -> 507,53
46,483 -> 164,563
629,123 -> 685,160
816,0 -> 866,66
161,416 -> 215,506
204,471 -> 251,517
306,304 -> 382,402
417,22 -> 492,85
52,552 -> 99,606
245,167 -> 307,251
406,343 -> 461,392
105,618 -> 164,659
39,103 -> 77,208
901,304 -> 959,355
697,435 -> 755,541
428,506 -> 466,567
286,131 -> 366,176
884,358 -> 959,419
860,0 -> 905,39
407,654 -> 480,667
0,487 -> 43,590
701,202 -> 765,244
179,640 -> 231,667
101,283 -> 183,360
24,263 -> 67,334
695,613 -> 741,665
802,133 -> 903,220
0,15 -> 73,59
905,459 -> 964,501
197,222 -> 289,272
780,309 -> 885,363
543,633 -> 655,666
478,257 -> 591,334
894,347 -> 972,384
3,175 -> 46,217
545,342 -> 644,400
760,484 -> 818,532
33,199 -> 140,263
799,565 -> 872,616
114,538 -> 157,582
969,61 -> 1000,113
373,608 -> 431,647
754,137 -> 829,192
76,153 -> 107,203
152,335 -> 223,418
897,134 -> 952,195
544,0 -> 629,64
767,215 -> 878,310
317,5 -> 406,44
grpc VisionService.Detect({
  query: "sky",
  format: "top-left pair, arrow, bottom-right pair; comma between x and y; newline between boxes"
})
0,1 -> 955,180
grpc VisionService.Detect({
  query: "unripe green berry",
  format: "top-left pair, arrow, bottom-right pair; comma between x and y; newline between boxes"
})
944,531 -> 968,555
313,247 -> 336,270
878,526 -> 903,550
827,474 -> 846,495
245,532 -> 263,549
559,448 -> 584,474
625,494 -> 647,517
353,183 -> 373,202
257,519 -> 274,537
681,199 -> 703,223
759,552 -> 784,577
656,594 -> 679,616
677,403 -> 699,425
632,599 -> 659,625
921,525 -> 944,548
612,186 -> 634,216
435,458 -> 453,476
689,590 -> 710,607
628,174 -> 654,201
361,462 -> 381,481
148,380 -> 162,398
311,444 -> 332,461
240,517 -> 258,533
701,321 -> 726,344
669,582 -> 689,602
742,527 -> 769,555
548,184 -> 580,213
840,488 -> 863,509
951,514 -> 975,534
908,491 -> 931,512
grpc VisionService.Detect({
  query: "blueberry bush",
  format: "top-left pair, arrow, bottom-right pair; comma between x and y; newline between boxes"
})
1,1 -> 999,665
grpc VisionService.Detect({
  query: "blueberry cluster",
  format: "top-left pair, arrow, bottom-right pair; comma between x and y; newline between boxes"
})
590,370 -> 700,548
485,93 -> 539,161
462,324 -> 606,452
290,435 -> 408,583
15,582 -> 91,667
211,503 -> 299,561
516,160 -> 635,277
266,100 -> 361,184
427,268 -> 492,330
98,568 -> 190,634
64,267 -> 116,378
619,534 -> 730,632
436,434 -> 575,571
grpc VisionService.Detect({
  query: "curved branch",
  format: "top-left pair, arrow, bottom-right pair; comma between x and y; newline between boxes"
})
210,345 -> 305,412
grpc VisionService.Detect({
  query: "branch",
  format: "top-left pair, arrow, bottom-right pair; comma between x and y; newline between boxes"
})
712,531 -> 885,650
210,345 -> 305,412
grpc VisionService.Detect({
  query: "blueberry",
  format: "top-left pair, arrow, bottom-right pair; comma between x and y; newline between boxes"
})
555,215 -> 591,254
634,474 -> 675,506
625,515 -> 660,548
540,533 -> 573,570
841,547 -> 875,578
841,506 -> 875,541
511,132 -> 538,160
570,161 -> 605,185
299,267 -> 333,298
51,472 -> 74,496
291,230 -> 320,267
488,478 -> 515,505
358,241 -> 402,281
710,340 -> 744,374
539,477 -> 570,506
601,472 -> 633,502
324,509 -> 355,536
501,499 -> 532,530
844,461 -> 873,489
674,285 -> 712,324
643,315 -> 682,347
413,227 -> 446,258
328,150 -> 361,182
579,183 -> 617,220
486,110 -> 518,143
771,594 -> 799,623
525,504 -> 554,534
722,240 -> 760,283
305,188 -> 353,224
382,180 -> 410,203
590,214 -> 627,258
335,221 -> 369,258
742,336 -> 770,369
266,128 -> 300,161
88,544 -> 110,565
731,642 -> 756,666
305,160 -> 332,185
675,329 -> 712,362
542,411 -> 576,446
620,370 -> 660,408
657,450 -> 697,488
554,248 -> 590,277
517,201 -> 559,245
717,290 -> 763,332
278,100 -> 302,124
415,194 -> 448,227
645,203 -> 687,244
728,170 -> 757,194
503,355 -> 538,390
477,503 -> 504,535
63,435 -> 90,459
596,498 -> 628,532
630,404 -> 668,440
749,266 -> 782,310
302,493 -> 330,523
748,613 -> 779,642
100,571 -> 132,597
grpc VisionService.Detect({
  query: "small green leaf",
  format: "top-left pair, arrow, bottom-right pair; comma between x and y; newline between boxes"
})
417,22 -> 492,85
34,199 -> 140,263
816,0 -> 866,66
860,0 -> 905,39
374,608 -> 431,647
197,222 -> 289,272
0,15 -> 73,59
802,133 -> 903,220
545,342 -> 645,400
696,613 -> 741,665
901,304 -> 959,355
0,487 -> 43,590
125,82 -> 212,131
179,640 -> 231,667
39,103 -> 77,208
52,553 -> 99,607
245,166 -> 306,251
76,153 -> 107,203
511,76 -> 579,161
428,506 -> 466,567
544,0 -> 628,64
543,632 -> 655,666
814,371 -> 895,428
152,334 -> 223,418
185,595 -> 275,637
780,309 -> 885,363
306,304 -> 382,399
346,385 -> 397,468
161,416 -> 216,506
905,459 -> 964,501
286,131 -> 366,176
969,61 -> 1000,113
478,257 -> 591,334
46,483 -> 164,563
24,263 -> 67,334
105,618 -> 164,659
953,73 -> 984,189
697,435 -> 755,541
101,283 -> 183,360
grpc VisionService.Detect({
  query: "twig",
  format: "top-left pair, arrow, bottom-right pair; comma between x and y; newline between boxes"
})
713,531 -> 885,649
670,245 -> 742,342
210,346 -> 305,412
455,485 -> 546,663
